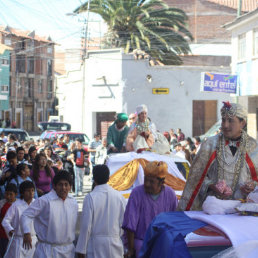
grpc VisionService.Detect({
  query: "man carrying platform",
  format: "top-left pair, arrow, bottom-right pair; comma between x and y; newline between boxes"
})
107,113 -> 129,154
178,102 -> 258,211
122,161 -> 178,257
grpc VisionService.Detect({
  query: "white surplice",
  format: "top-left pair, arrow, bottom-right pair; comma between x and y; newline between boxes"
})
2,199 -> 37,258
20,190 -> 78,258
76,184 -> 126,258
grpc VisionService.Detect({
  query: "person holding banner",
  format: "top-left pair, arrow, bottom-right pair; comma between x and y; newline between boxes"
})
178,102 -> 258,211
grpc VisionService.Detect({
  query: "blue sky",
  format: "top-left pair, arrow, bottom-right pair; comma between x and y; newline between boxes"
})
0,0 -> 107,49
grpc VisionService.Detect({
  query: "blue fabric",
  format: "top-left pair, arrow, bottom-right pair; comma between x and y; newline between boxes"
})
139,211 -> 207,258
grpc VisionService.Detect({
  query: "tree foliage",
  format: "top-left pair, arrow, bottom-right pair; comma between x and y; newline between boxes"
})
75,0 -> 193,65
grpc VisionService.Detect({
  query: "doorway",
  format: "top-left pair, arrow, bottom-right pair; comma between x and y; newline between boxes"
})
96,112 -> 116,138
192,100 -> 217,136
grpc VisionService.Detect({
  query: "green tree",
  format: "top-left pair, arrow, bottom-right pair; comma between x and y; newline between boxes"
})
75,0 -> 193,65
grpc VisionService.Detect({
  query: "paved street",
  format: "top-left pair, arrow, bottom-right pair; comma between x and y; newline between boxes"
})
74,174 -> 93,211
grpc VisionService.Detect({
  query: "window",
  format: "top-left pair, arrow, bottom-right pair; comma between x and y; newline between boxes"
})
47,46 -> 53,54
1,58 -> 9,65
47,60 -> 53,76
27,40 -> 34,51
47,79 -> 53,99
16,55 -> 26,73
28,78 -> 34,98
4,38 -> 11,46
27,57 -> 34,74
16,39 -> 26,51
38,79 -> 43,93
1,85 -> 9,93
254,29 -> 258,56
238,33 -> 246,60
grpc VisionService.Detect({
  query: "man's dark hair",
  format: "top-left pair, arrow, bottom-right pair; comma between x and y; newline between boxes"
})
16,146 -> 25,154
94,133 -> 100,138
16,163 -> 28,176
28,146 -> 37,156
5,183 -> 17,193
75,138 -> 83,143
190,145 -> 197,152
53,170 -> 72,186
8,134 -> 17,141
19,180 -> 35,198
6,151 -> 17,161
93,165 -> 110,185
194,136 -> 201,143
237,117 -> 247,131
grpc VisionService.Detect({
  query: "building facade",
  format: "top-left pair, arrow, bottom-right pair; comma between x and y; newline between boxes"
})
57,49 -> 232,139
224,8 -> 258,139
0,26 -> 55,131
0,44 -> 12,119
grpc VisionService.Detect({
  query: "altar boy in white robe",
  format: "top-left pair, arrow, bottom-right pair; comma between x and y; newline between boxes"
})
21,170 -> 78,258
76,164 -> 126,258
2,181 -> 37,258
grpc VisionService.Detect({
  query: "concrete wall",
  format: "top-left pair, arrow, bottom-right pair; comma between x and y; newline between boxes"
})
84,49 -> 124,138
56,67 -> 84,132
122,55 -> 231,137
230,13 -> 258,96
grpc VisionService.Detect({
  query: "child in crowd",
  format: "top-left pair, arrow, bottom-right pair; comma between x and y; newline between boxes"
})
0,151 -> 18,186
2,181 -> 37,258
10,163 -> 38,199
0,183 -> 17,257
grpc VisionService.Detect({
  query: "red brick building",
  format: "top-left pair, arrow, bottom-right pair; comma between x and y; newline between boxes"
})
164,0 -> 257,43
0,26 -> 55,131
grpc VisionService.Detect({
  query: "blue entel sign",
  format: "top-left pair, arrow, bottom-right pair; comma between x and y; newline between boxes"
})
200,72 -> 237,94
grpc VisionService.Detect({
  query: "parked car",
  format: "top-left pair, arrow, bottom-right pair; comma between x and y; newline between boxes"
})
37,122 -> 71,132
40,131 -> 90,145
0,128 -> 30,142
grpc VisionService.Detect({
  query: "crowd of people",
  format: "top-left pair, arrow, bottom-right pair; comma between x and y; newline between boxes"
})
0,101 -> 257,258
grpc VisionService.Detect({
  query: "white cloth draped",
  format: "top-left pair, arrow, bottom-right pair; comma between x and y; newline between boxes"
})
2,199 -> 37,258
106,151 -> 186,182
75,184 -> 126,258
185,211 -> 258,247
20,190 -> 78,258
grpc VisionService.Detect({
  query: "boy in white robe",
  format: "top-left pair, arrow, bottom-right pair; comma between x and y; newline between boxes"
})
2,180 -> 37,258
21,170 -> 78,258
76,165 -> 126,258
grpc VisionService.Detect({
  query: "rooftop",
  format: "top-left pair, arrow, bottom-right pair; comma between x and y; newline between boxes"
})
207,0 -> 258,12
0,25 -> 53,43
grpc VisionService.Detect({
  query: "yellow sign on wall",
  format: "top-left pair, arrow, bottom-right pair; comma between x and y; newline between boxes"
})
152,88 -> 169,94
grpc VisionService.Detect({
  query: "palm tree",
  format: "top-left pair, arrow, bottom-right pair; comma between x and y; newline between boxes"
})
75,0 -> 193,65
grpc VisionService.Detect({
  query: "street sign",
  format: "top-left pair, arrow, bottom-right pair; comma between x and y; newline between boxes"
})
152,88 -> 169,95
200,72 -> 237,94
